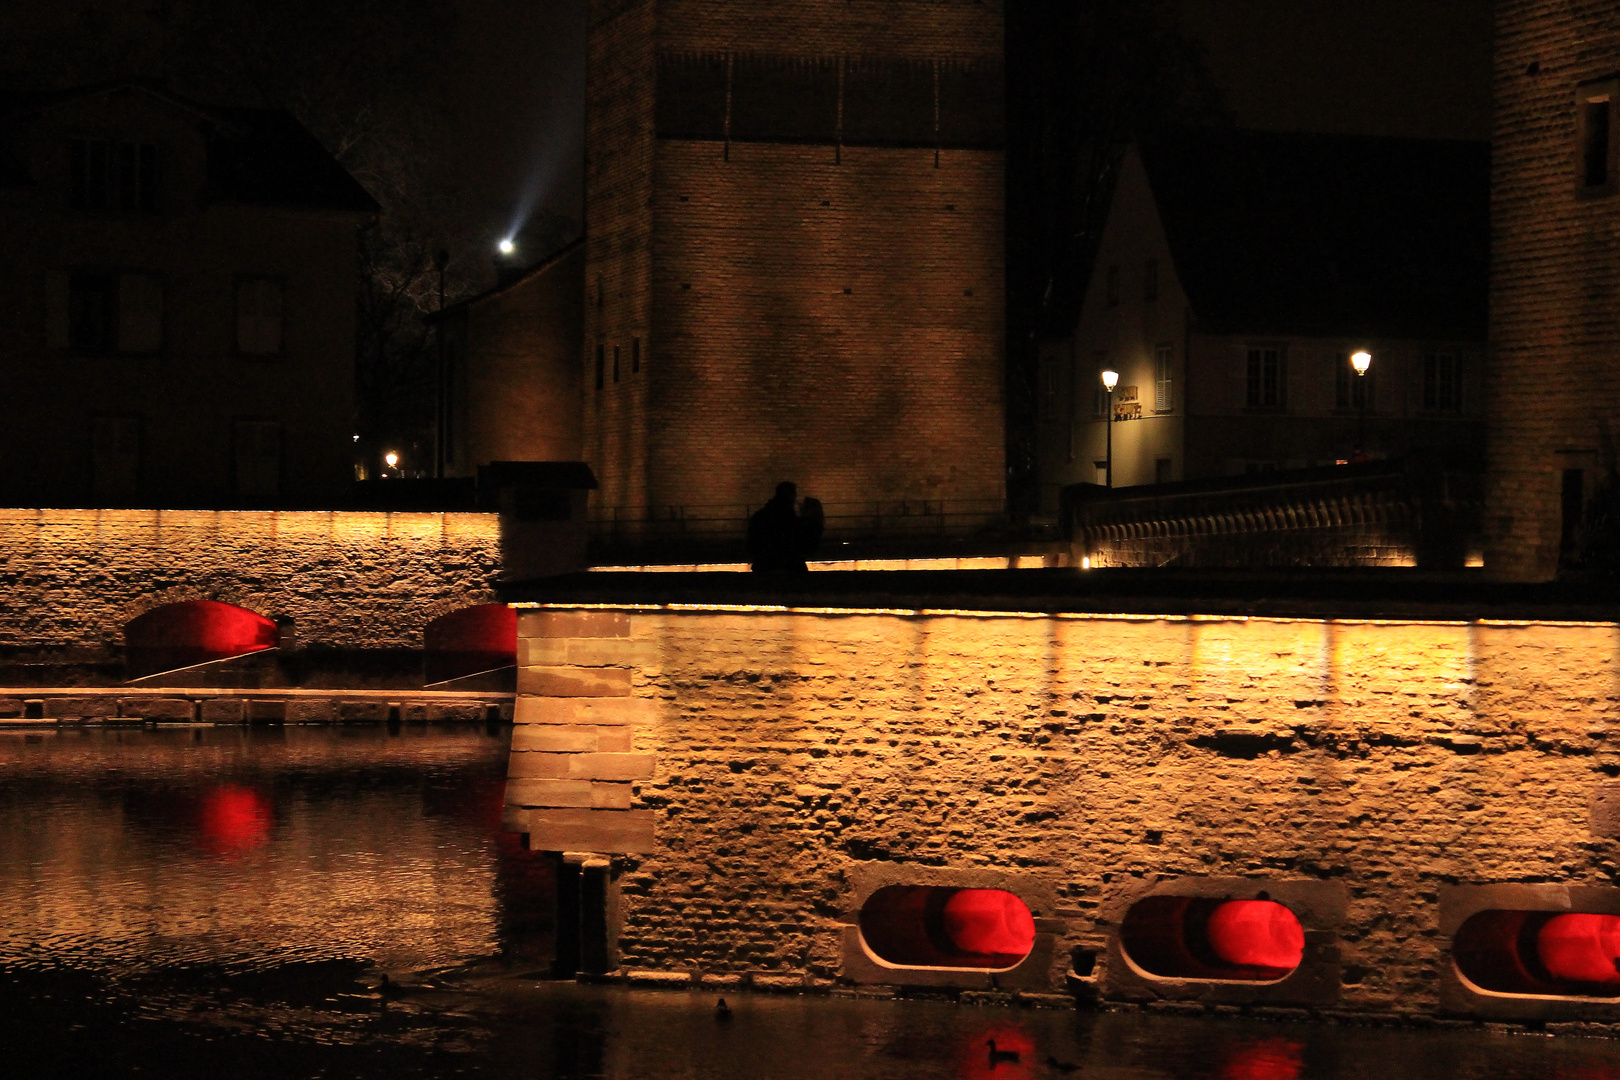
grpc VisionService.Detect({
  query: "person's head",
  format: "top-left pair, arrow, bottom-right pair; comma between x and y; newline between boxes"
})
774,481 -> 796,503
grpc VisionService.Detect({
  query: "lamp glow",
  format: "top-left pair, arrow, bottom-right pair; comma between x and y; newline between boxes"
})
1351,351 -> 1372,375
497,238 -> 515,255
1101,369 -> 1120,392
384,452 -> 399,469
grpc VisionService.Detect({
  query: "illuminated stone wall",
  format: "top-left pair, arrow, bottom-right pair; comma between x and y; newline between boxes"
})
0,508 -> 500,656
1487,2 -> 1620,580
509,602 -> 1620,1017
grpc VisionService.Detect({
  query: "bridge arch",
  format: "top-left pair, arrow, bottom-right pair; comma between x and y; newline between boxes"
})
124,599 -> 279,679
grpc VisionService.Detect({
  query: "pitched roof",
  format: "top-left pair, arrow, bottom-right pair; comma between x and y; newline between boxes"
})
0,80 -> 377,213
1138,128 -> 1488,339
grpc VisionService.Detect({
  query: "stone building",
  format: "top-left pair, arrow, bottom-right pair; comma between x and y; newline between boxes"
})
1036,129 -> 1488,515
583,0 -> 1006,536
1487,2 -> 1620,580
435,240 -> 587,475
0,80 -> 376,509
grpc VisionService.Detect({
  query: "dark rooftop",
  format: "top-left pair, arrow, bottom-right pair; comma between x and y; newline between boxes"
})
1140,128 -> 1489,340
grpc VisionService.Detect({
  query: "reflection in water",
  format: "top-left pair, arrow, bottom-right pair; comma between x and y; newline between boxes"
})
5,728 -> 1620,1079
198,784 -> 273,854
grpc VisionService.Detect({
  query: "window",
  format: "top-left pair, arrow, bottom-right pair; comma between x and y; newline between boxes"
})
594,344 -> 605,391
1579,80 -> 1619,193
632,336 -> 641,373
1155,457 -> 1172,484
1335,352 -> 1373,410
1094,460 -> 1108,485
91,416 -> 140,501
236,278 -> 284,356
1154,344 -> 1173,412
1423,353 -> 1463,411
233,420 -> 282,502
1245,347 -> 1282,408
613,344 -> 620,383
1106,264 -> 1120,306
1144,259 -> 1159,302
65,272 -> 162,353
69,139 -> 157,212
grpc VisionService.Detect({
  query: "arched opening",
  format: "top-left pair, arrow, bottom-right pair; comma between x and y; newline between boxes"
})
1454,910 -> 1620,997
124,600 -> 279,679
1121,896 -> 1304,982
423,604 -> 517,686
858,886 -> 1036,970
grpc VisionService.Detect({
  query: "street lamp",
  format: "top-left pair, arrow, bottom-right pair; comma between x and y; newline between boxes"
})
1350,350 -> 1372,457
384,451 -> 399,477
1101,368 -> 1119,488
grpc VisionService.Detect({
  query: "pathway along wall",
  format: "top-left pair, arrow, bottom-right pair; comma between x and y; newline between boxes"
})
506,603 -> 1620,1022
0,509 -> 500,658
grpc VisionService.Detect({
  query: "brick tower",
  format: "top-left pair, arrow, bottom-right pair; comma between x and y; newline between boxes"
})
583,0 -> 1006,534
1488,2 -> 1620,579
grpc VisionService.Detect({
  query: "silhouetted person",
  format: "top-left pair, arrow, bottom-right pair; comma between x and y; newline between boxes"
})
748,481 -> 818,572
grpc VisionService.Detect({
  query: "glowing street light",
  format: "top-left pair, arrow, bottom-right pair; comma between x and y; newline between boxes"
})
384,451 -> 399,475
497,238 -> 515,255
1350,350 -> 1372,457
1101,369 -> 1119,489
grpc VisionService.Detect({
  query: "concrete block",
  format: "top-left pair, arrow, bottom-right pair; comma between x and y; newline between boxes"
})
514,696 -> 656,725
248,700 -> 286,723
119,697 -> 195,722
567,752 -> 656,781
511,724 -> 600,753
516,807 -> 656,854
517,666 -> 634,698
505,778 -> 594,808
518,610 -> 631,639
337,701 -> 391,723
286,698 -> 336,724
199,698 -> 247,724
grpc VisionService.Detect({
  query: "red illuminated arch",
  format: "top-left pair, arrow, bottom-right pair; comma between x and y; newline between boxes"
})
1454,909 -> 1620,996
124,600 -> 279,678
423,604 -> 517,685
1121,896 -> 1305,982
859,885 -> 1036,970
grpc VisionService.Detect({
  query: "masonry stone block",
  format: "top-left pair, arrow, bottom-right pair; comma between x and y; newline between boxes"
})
516,807 -> 656,854
567,752 -> 656,781
199,698 -> 246,724
507,752 -> 573,779
286,698 -> 336,724
44,697 -> 108,719
337,701 -> 391,723
512,724 -> 601,753
1589,782 -> 1620,838
248,700 -> 287,723
517,666 -> 634,697
519,610 -> 631,639
520,637 -> 654,668
506,778 -> 594,808
514,695 -> 656,725
591,781 -> 633,809
0,698 -> 23,718
119,697 -> 194,722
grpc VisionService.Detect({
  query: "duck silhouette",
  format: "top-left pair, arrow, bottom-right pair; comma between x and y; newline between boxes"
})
1046,1055 -> 1081,1073
715,997 -> 733,1021
987,1039 -> 1020,1067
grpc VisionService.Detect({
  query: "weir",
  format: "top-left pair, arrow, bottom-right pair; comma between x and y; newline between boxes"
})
499,570 -> 1620,1026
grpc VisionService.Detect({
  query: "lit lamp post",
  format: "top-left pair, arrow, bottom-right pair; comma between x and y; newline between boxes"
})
384,451 -> 399,478
1101,368 -> 1119,488
1350,350 -> 1372,457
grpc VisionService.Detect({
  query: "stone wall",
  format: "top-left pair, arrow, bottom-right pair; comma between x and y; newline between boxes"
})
507,600 -> 1620,1020
0,508 -> 500,657
1487,1 -> 1620,580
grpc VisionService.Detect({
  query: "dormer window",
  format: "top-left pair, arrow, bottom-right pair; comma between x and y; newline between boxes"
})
69,139 -> 157,212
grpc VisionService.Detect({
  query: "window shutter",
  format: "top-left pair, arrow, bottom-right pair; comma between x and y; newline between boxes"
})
117,274 -> 164,352
45,271 -> 71,349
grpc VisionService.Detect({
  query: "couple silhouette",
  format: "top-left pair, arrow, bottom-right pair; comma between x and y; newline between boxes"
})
746,481 -> 823,573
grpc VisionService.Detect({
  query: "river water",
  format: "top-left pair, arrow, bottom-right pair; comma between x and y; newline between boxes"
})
4,725 -> 1620,1079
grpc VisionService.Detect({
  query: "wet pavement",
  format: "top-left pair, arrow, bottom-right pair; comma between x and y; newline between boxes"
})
4,725 -> 1620,1079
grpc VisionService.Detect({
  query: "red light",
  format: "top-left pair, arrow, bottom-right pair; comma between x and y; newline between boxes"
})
1207,900 -> 1305,971
941,889 -> 1036,957
199,785 -> 272,854
1220,1038 -> 1304,1080
1538,913 -> 1620,984
424,604 -> 518,684
125,600 -> 278,677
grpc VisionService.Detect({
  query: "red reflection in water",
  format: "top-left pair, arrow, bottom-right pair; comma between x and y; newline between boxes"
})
1220,1038 -> 1304,1080
942,890 -> 1037,957
1207,901 -> 1305,970
1538,913 -> 1620,984
199,785 -> 272,854
955,1025 -> 1035,1080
